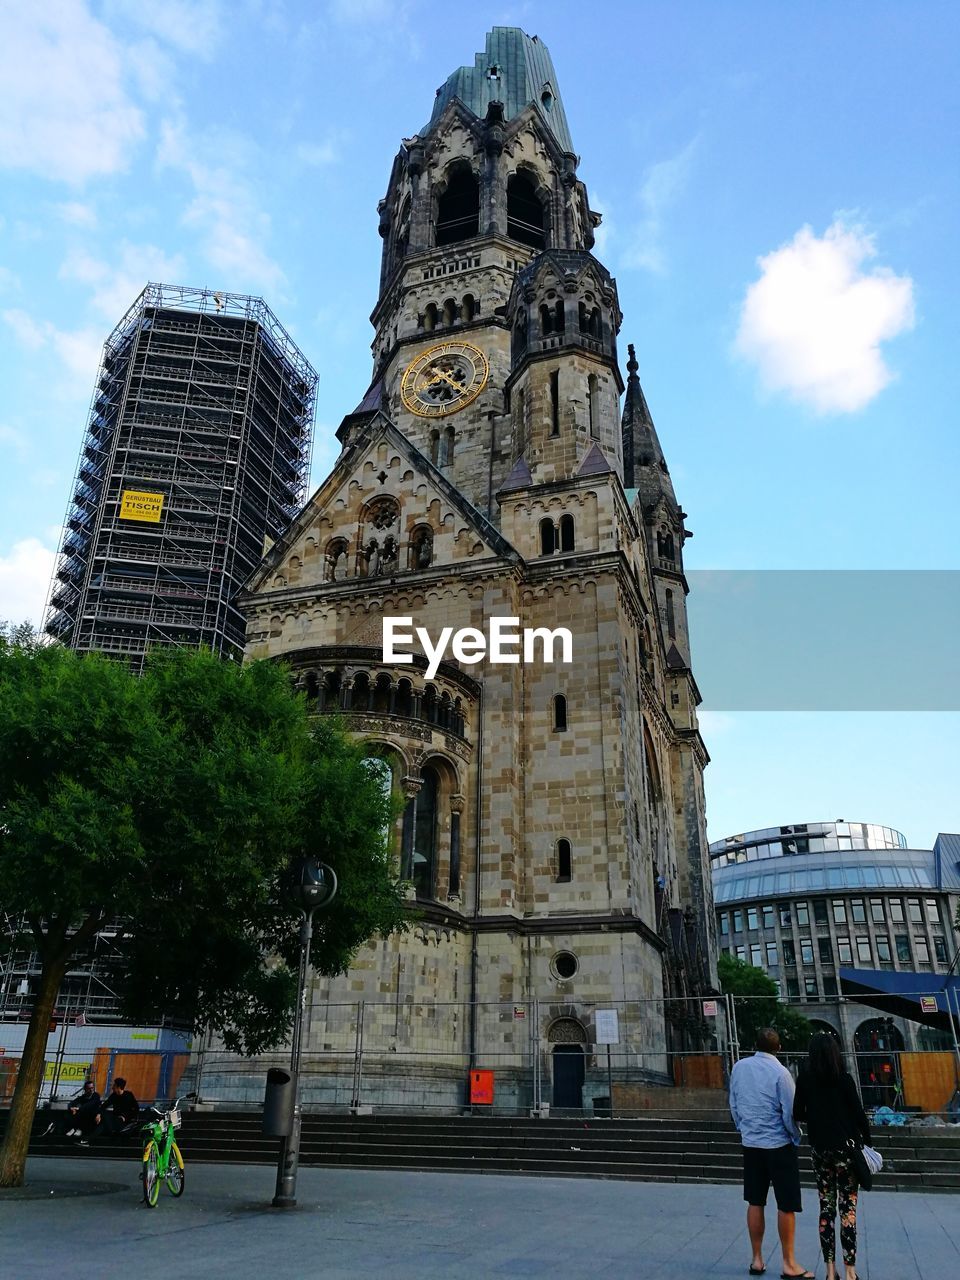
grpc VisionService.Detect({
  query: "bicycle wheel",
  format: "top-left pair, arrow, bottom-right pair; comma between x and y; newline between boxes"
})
165,1142 -> 185,1196
142,1141 -> 161,1208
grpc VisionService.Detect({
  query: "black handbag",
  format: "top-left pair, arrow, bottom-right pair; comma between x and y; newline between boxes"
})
847,1141 -> 872,1190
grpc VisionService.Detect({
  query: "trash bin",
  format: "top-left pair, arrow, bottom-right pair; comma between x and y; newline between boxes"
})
263,1067 -> 295,1136
593,1095 -> 612,1117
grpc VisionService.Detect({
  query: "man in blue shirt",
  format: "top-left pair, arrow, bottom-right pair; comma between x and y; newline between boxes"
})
729,1028 -> 813,1279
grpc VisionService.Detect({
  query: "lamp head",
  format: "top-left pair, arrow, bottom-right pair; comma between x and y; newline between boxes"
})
294,858 -> 338,912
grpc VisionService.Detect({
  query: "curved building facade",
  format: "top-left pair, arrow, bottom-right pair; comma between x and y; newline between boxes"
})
711,823 -> 960,1102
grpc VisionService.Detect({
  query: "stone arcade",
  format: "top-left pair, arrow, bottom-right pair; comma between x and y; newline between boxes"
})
233,28 -> 717,1111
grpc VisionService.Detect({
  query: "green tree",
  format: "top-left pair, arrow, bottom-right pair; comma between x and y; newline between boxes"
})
0,639 -> 406,1187
717,953 -> 812,1053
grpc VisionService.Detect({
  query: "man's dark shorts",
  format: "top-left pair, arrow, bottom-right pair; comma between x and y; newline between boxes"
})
742,1143 -> 802,1212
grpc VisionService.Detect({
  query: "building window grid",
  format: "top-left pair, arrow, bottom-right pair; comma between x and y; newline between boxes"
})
717,887 -> 956,1007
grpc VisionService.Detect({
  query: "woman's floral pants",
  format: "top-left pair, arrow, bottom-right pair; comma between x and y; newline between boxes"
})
812,1147 -> 859,1265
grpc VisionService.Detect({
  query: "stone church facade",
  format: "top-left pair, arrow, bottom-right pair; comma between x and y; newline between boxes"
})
238,28 -> 717,1110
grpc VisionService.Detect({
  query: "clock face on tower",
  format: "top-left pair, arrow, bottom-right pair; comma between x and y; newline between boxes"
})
400,341 -> 489,418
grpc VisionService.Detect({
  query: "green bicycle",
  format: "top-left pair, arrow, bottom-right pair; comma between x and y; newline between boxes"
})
140,1092 -> 192,1207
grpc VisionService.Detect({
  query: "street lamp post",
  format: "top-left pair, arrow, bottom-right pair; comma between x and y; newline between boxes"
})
272,858 -> 337,1209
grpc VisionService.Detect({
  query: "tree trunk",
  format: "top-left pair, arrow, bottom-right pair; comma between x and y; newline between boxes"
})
0,954 -> 68,1188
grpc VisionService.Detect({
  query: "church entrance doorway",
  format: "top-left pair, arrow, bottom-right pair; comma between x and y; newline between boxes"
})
551,1044 -> 585,1109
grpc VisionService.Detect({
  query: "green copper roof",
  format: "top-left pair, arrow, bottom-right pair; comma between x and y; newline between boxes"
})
426,27 -> 574,154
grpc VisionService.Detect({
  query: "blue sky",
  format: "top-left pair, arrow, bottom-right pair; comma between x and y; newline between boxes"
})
1,1 -> 957,847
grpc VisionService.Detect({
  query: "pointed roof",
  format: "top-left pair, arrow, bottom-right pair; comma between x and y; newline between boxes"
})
621,343 -> 678,515
426,28 -> 574,155
245,412 -> 518,595
577,442 -> 612,477
499,453 -> 532,492
665,643 -> 688,671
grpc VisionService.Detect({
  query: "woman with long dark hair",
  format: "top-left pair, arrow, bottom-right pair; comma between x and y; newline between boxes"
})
793,1032 -> 871,1280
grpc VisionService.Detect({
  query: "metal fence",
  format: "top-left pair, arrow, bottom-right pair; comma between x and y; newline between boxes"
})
5,989 -> 960,1119
186,994 -> 737,1115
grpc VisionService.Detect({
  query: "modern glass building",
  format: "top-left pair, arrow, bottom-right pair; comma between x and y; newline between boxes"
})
712,823 -> 960,1100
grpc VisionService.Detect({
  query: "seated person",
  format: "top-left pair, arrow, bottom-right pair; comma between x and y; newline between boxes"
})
93,1077 -> 140,1137
64,1079 -> 101,1136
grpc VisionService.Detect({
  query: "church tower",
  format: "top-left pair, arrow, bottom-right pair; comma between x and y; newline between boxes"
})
239,29 -> 716,1110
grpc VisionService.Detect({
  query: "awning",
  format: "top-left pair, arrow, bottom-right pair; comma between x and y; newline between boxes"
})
839,967 -> 960,1031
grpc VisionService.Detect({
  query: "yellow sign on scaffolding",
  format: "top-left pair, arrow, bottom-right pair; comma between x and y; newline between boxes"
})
119,489 -> 164,523
43,1061 -> 91,1083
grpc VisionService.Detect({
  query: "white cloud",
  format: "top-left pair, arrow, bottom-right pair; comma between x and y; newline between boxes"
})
0,424 -> 28,458
2,308 -> 103,388
158,119 -> 286,294
297,137 -> 342,167
0,538 -> 58,628
104,0 -> 224,57
0,1 -> 145,183
697,710 -> 738,736
56,201 -> 98,228
735,220 -> 915,414
623,139 -> 698,274
60,242 -> 188,319
2,308 -> 46,351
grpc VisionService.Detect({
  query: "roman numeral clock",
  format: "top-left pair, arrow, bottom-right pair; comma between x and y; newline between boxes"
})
400,341 -> 489,418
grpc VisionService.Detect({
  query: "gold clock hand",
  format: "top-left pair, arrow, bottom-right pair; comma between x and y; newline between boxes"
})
430,366 -> 466,392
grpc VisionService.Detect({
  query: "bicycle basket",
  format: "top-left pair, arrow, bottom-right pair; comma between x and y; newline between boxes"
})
165,1108 -> 182,1129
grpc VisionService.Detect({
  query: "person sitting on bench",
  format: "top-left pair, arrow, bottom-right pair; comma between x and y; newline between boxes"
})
64,1079 -> 101,1136
93,1077 -> 140,1137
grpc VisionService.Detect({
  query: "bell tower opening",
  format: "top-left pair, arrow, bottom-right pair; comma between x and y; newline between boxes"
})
507,171 -> 546,249
436,165 -> 480,247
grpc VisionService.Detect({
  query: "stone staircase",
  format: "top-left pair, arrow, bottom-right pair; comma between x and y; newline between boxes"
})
12,1111 -> 960,1191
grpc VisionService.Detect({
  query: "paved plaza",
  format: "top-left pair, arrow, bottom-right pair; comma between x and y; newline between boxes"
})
1,1158 -> 957,1279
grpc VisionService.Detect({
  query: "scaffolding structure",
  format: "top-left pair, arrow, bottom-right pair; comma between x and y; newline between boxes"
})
45,283 -> 318,667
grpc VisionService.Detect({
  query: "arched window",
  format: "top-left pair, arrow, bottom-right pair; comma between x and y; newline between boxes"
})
423,684 -> 438,724
325,538 -> 349,582
539,517 -> 555,555
657,530 -> 675,561
395,678 -> 413,717
578,301 -> 588,333
322,670 -> 341,712
462,293 -> 476,322
515,387 -> 526,455
430,429 -> 440,465
556,838 -> 572,882
512,310 -> 527,362
587,374 -> 599,439
363,755 -> 396,852
589,307 -> 602,339
351,672 -> 371,712
411,765 -> 440,897
665,589 -> 676,639
553,300 -> 564,334
409,524 -> 433,570
539,302 -> 554,336
507,171 -> 546,249
372,673 -> 391,714
553,693 -> 567,732
444,424 -> 455,465
436,167 -> 479,246
395,196 -> 411,261
441,297 -> 457,327
559,514 -> 575,552
423,302 -> 438,332
550,370 -> 560,435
